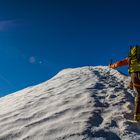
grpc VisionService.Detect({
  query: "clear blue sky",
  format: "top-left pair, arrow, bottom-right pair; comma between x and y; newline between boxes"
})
0,0 -> 139,96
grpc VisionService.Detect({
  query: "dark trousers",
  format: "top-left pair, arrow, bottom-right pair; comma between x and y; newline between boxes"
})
131,72 -> 140,116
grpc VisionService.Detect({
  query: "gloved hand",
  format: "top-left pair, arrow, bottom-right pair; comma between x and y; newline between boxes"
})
128,81 -> 133,90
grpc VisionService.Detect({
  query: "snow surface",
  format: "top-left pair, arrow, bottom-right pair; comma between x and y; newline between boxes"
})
0,66 -> 139,140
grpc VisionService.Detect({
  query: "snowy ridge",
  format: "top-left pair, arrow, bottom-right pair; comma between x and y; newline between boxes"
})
0,66 -> 139,140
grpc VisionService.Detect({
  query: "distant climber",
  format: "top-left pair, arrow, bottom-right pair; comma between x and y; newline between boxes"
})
109,46 -> 140,122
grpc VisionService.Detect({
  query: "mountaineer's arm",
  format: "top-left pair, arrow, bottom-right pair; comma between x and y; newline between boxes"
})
109,57 -> 129,69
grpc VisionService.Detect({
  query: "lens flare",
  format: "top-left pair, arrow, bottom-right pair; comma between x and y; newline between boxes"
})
29,56 -> 36,64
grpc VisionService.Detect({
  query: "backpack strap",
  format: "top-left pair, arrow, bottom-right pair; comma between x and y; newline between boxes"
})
136,46 -> 140,63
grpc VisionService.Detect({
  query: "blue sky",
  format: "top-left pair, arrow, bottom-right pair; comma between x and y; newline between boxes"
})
0,0 -> 140,96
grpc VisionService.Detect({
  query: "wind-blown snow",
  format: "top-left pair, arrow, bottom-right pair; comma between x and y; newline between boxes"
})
0,66 -> 139,140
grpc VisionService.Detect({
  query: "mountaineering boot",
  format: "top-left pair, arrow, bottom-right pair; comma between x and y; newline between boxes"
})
134,114 -> 140,121
134,96 -> 140,121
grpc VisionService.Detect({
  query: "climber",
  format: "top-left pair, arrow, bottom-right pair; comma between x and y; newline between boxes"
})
109,46 -> 140,122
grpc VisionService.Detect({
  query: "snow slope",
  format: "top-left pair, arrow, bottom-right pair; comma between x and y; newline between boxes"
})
0,66 -> 139,140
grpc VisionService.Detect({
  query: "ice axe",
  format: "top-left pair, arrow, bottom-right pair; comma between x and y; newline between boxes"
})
109,59 -> 113,66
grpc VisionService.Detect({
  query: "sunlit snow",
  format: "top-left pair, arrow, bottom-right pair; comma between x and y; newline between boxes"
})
0,66 -> 139,140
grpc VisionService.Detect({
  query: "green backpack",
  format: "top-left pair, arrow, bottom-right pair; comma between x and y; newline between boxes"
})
129,46 -> 140,73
